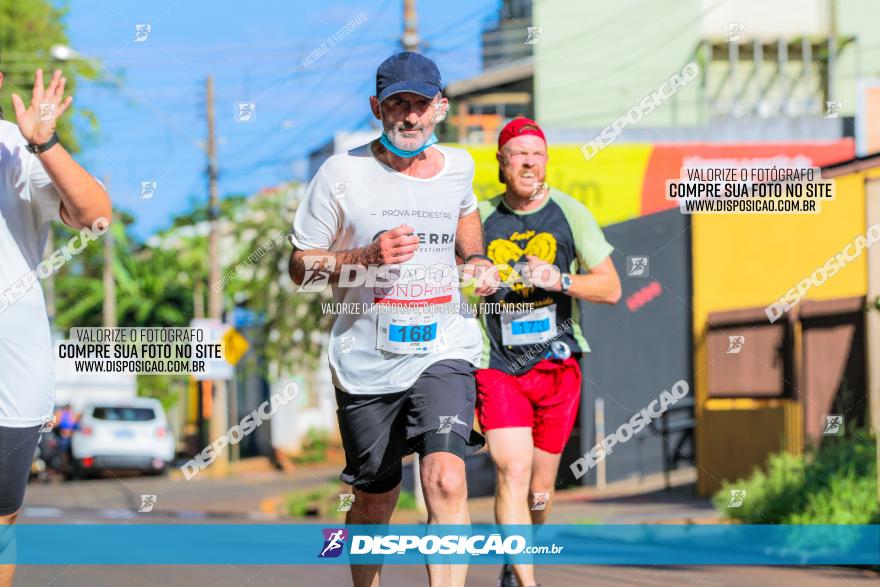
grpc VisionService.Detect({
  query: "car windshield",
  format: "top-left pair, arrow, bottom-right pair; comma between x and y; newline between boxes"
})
91,406 -> 156,422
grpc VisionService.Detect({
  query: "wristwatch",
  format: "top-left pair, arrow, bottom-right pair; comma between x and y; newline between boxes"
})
26,132 -> 60,154
560,273 -> 572,292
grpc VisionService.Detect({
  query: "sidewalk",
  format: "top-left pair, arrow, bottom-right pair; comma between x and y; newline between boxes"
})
387,466 -> 719,524
45,456 -> 711,523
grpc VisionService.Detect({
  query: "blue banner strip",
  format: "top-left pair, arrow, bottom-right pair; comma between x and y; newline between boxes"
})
1,524 -> 877,565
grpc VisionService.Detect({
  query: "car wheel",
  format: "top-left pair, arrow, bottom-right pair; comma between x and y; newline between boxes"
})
69,460 -> 90,481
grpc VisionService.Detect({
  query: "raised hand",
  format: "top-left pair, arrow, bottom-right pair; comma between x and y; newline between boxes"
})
12,69 -> 73,145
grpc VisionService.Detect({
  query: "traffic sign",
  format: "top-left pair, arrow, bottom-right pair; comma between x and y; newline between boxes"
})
222,327 -> 249,366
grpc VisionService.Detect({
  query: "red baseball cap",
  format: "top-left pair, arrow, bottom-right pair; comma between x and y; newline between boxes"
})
498,117 -> 546,149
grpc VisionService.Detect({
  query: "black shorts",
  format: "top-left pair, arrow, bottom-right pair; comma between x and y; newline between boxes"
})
0,425 -> 41,515
335,359 -> 485,493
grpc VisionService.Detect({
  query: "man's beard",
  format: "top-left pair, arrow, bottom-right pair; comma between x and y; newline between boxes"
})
507,169 -> 545,198
383,119 -> 432,151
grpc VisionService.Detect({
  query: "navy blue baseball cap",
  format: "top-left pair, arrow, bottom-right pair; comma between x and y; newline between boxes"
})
376,52 -> 442,103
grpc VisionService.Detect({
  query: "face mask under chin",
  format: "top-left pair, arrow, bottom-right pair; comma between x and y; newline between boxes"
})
381,118 -> 430,151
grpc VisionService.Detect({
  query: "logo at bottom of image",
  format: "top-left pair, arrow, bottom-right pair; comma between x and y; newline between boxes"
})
347,533 -> 528,555
319,528 -> 349,558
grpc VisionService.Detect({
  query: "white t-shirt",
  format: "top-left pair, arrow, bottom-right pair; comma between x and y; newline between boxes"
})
289,142 -> 482,394
0,120 -> 60,427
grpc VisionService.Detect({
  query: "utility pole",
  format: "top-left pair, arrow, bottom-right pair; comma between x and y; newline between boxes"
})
402,0 -> 420,52
828,0 -> 837,104
207,76 -> 221,320
102,175 -> 116,328
205,75 -> 229,473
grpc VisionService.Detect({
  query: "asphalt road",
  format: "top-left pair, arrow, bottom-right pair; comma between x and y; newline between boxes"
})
21,467 -> 339,519
11,473 -> 878,586
14,560 -> 878,586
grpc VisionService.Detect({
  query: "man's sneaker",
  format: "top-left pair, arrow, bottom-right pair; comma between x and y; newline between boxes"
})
498,564 -> 519,587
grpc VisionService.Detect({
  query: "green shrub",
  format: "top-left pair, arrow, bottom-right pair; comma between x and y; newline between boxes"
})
285,483 -> 338,517
294,428 -> 331,464
396,490 -> 418,512
714,431 -> 878,524
284,484 -> 419,518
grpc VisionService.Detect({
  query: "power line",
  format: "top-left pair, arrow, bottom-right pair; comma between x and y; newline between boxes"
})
239,44 -> 394,95
224,74 -> 377,176
421,1 -> 498,46
219,0 -> 395,170
232,1 -> 507,177
0,38 -> 400,62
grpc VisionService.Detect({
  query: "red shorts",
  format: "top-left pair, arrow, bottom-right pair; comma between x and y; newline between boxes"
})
475,357 -> 582,454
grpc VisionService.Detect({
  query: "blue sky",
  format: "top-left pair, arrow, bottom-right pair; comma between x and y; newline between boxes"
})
58,0 -> 498,239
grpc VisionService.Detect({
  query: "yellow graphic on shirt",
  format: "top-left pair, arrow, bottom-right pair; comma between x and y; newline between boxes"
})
487,232 -> 556,295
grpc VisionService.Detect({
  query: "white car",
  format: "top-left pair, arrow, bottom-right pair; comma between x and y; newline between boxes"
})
72,398 -> 175,477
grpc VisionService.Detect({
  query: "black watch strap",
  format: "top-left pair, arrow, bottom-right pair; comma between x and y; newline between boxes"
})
464,253 -> 491,264
26,132 -> 60,154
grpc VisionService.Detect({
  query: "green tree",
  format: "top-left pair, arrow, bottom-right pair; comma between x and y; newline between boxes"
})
128,186 -> 331,382
52,215 -> 194,329
52,179 -> 327,386
223,184 -> 331,381
0,0 -> 100,152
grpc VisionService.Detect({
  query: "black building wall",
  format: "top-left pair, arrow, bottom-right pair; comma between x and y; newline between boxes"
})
571,209 -> 694,486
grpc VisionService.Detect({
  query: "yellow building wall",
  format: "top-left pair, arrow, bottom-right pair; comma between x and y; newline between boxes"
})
460,144 -> 650,227
700,400 -> 803,494
693,172 -> 869,495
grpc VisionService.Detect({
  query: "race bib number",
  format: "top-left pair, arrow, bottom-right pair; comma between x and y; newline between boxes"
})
501,304 -> 557,346
377,313 -> 446,354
